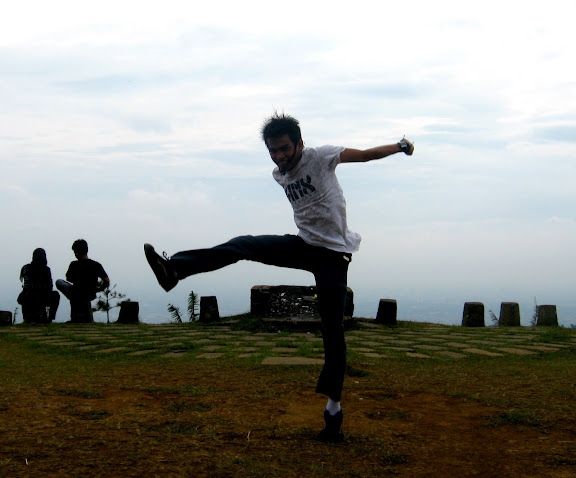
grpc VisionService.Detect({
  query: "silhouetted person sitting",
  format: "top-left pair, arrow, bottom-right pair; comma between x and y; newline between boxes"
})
56,239 -> 110,323
18,248 -> 60,324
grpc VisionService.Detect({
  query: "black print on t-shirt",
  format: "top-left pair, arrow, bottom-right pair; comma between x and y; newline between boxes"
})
284,175 -> 316,203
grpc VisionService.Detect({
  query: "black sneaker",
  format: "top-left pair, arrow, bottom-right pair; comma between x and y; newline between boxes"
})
398,137 -> 414,156
317,409 -> 344,443
144,244 -> 178,292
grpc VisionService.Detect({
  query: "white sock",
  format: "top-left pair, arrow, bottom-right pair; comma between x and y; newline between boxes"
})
326,398 -> 342,416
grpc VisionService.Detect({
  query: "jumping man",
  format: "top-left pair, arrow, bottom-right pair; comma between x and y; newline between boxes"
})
144,113 -> 414,442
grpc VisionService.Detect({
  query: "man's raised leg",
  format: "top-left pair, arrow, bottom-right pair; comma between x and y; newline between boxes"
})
144,235 -> 312,291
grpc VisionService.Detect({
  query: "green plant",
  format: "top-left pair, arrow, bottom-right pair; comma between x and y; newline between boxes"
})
167,291 -> 199,323
187,291 -> 199,321
167,303 -> 183,323
488,309 -> 499,326
93,284 -> 128,323
531,297 -> 539,326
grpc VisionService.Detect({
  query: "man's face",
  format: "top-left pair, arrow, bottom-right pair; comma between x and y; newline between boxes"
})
266,134 -> 303,174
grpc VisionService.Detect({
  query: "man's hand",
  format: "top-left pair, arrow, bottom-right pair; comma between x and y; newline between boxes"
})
97,278 -> 110,292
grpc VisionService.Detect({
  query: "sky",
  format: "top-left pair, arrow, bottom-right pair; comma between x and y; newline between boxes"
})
1,0 -> 575,325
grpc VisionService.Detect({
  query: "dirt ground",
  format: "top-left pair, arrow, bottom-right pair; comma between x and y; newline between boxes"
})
2,354 -> 576,478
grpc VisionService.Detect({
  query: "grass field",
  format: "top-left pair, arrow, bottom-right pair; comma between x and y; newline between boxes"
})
1,318 -> 576,477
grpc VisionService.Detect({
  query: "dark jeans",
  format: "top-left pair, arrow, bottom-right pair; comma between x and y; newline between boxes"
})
55,280 -> 95,303
170,234 -> 351,401
18,290 -> 60,322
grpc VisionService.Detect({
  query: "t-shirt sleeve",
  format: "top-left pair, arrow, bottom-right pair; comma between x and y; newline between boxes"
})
314,145 -> 345,170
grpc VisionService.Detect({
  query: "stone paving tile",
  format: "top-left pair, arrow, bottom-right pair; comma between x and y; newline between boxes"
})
463,348 -> 504,357
362,353 -> 386,358
444,342 -> 472,348
406,352 -> 433,359
94,347 -> 129,354
161,351 -> 188,358
380,346 -> 415,352
262,357 -> 324,365
27,337 -> 63,342
127,349 -> 157,355
201,345 -> 224,352
468,340 -> 510,346
197,353 -> 225,359
437,351 -> 468,359
520,345 -> 562,352
271,347 -> 297,353
414,345 -> 446,351
493,348 -> 537,355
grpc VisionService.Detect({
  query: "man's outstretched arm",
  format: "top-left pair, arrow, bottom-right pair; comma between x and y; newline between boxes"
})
340,138 -> 414,163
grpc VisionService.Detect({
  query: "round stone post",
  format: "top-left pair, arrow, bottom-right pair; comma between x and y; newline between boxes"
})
344,287 -> 354,317
376,299 -> 397,325
499,302 -> 520,326
536,305 -> 558,326
462,302 -> 485,327
0,311 -> 13,326
117,301 -> 139,324
71,301 -> 94,323
200,296 -> 220,323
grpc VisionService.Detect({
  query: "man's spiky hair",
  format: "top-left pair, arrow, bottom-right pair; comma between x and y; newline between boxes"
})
261,112 -> 302,147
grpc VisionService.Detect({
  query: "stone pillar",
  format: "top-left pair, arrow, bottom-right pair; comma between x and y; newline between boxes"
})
536,305 -> 558,326
117,301 -> 139,324
200,296 -> 220,323
376,299 -> 397,325
70,301 -> 94,323
462,302 -> 485,327
250,286 -> 270,317
344,287 -> 354,317
0,311 -> 12,326
499,302 -> 520,327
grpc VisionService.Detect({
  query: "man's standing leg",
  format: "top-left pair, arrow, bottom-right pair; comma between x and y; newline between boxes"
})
313,251 -> 350,442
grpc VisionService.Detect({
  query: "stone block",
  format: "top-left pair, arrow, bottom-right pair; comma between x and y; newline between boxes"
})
499,302 -> 520,326
0,311 -> 13,326
462,302 -> 485,327
200,296 -> 220,323
375,299 -> 397,325
250,285 -> 354,319
71,301 -> 94,323
536,305 -> 558,326
117,301 -> 139,324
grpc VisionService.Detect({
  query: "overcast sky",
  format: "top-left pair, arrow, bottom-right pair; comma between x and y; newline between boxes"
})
1,0 -> 575,325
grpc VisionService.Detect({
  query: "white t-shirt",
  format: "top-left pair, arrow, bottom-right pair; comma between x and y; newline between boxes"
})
272,145 -> 361,253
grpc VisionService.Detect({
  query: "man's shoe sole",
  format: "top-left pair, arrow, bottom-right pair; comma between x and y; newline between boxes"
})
144,244 -> 178,292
